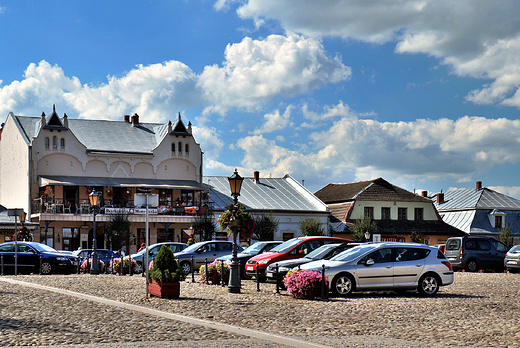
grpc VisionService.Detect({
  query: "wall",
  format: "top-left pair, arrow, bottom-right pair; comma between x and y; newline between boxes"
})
351,200 -> 439,221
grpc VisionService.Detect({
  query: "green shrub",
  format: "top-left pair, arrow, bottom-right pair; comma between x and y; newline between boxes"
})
149,245 -> 186,283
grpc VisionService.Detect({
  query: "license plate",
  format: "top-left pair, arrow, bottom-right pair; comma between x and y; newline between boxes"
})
507,261 -> 517,265
448,258 -> 456,261
266,271 -> 273,277
246,266 -> 253,271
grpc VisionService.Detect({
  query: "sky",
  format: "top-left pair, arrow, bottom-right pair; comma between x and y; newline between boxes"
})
1,1 -> 520,199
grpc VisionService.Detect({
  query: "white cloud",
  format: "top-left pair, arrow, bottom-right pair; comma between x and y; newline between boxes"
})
488,186 -> 520,199
226,0 -> 520,109
253,105 -> 293,134
192,125 -> 225,160
197,32 -> 351,115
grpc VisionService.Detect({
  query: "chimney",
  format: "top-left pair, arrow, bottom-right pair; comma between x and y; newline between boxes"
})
131,113 -> 139,126
254,171 -> 260,183
421,190 -> 428,197
436,192 -> 444,204
476,181 -> 482,190
124,115 -> 130,123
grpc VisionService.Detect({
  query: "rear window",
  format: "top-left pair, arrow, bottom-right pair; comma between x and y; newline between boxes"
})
446,239 -> 461,251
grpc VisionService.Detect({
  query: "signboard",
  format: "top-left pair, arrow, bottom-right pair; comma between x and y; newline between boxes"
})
372,234 -> 381,242
105,207 -> 158,215
134,193 -> 158,207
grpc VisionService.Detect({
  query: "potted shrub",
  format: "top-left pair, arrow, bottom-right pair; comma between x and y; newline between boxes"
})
283,269 -> 329,300
199,262 -> 216,283
80,258 -> 105,273
148,245 -> 186,298
199,260 -> 230,284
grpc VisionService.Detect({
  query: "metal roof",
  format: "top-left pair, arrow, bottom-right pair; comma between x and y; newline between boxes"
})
434,188 -> 520,211
204,175 -> 328,213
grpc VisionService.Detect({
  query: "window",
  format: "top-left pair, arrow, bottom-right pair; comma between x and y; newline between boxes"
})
364,207 -> 374,219
381,207 -> 391,220
477,240 -> 491,251
60,138 -> 65,149
178,142 -> 182,154
45,137 -> 50,149
52,136 -> 57,149
398,208 -> 407,220
415,208 -> 424,221
171,143 -> 175,153
185,143 -> 189,155
495,216 -> 502,229
360,248 -> 392,264
395,248 -> 430,262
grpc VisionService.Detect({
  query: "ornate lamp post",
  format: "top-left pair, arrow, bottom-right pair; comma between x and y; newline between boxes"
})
89,190 -> 100,275
364,231 -> 371,242
227,169 -> 244,294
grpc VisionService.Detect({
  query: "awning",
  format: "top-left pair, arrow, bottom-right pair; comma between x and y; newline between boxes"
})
39,176 -> 208,191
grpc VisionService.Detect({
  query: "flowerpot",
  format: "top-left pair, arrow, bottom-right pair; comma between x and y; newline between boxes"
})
148,280 -> 180,299
211,269 -> 220,284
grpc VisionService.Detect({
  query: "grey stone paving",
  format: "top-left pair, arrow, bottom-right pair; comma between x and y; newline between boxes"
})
0,272 -> 519,347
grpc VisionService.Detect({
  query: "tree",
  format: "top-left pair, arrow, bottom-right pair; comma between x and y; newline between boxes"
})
498,224 -> 513,248
353,217 -> 378,242
192,214 -> 216,241
105,209 -> 132,251
253,213 -> 279,241
13,226 -> 33,242
410,230 -> 425,243
298,217 -> 325,236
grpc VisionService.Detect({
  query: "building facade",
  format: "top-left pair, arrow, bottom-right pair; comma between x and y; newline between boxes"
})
315,177 -> 465,244
0,107 -> 207,253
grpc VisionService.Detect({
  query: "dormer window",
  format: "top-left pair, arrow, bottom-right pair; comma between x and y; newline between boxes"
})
488,209 -> 506,229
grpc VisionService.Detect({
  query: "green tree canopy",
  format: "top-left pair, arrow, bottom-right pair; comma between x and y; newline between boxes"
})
192,214 -> 216,241
253,213 -> 279,241
298,217 -> 325,236
353,217 -> 378,242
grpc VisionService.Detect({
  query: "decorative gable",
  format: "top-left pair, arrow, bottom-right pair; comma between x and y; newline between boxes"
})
169,112 -> 191,136
42,105 -> 68,131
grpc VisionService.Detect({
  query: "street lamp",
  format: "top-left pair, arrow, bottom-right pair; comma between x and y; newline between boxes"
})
227,168 -> 244,294
89,190 -> 100,275
7,208 -> 25,276
364,231 -> 371,242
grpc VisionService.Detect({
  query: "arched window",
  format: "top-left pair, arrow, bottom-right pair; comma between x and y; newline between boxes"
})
171,142 -> 175,154
60,138 -> 65,149
52,136 -> 57,149
178,142 -> 182,154
185,143 -> 189,155
45,137 -> 50,149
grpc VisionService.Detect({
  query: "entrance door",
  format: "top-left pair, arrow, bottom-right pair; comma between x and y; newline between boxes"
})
64,186 -> 79,214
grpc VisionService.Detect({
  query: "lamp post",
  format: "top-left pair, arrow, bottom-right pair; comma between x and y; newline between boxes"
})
89,190 -> 100,275
228,168 -> 244,294
364,231 -> 371,242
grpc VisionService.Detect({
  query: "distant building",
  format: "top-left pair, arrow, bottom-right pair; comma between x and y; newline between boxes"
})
204,171 -> 330,241
433,181 -> 520,243
315,177 -> 465,244
0,106 -> 206,253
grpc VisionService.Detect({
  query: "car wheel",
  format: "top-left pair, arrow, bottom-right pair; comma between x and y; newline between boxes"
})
465,259 -> 479,272
41,261 -> 53,275
181,261 -> 191,274
332,273 -> 354,297
418,274 -> 439,295
134,261 -> 143,274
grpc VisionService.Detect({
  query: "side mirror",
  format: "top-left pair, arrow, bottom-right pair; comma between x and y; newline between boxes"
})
298,250 -> 304,254
365,259 -> 375,266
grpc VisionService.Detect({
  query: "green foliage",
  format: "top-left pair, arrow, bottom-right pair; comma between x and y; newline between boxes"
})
498,224 -> 513,248
253,213 -> 279,241
353,217 -> 378,242
13,227 -> 33,242
298,217 -> 325,236
192,214 -> 216,241
149,245 -> 185,283
105,209 -> 132,250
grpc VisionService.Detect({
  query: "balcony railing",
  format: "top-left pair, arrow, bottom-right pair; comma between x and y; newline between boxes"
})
32,198 -> 209,216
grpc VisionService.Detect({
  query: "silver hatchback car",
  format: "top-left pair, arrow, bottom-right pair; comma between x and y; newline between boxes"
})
300,242 -> 454,296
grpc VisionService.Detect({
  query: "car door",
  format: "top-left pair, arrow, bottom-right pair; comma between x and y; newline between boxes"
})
492,240 -> 508,269
16,244 -> 39,273
355,247 -> 394,289
393,247 -> 426,287
475,240 -> 493,269
0,244 -> 15,272
194,242 -> 218,267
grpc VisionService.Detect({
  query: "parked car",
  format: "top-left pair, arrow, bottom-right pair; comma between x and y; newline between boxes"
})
216,241 -> 282,278
444,236 -> 507,272
130,242 -> 187,273
245,236 -> 352,281
433,244 -> 445,253
301,242 -> 454,296
265,242 -> 361,285
0,242 -> 78,275
174,240 -> 243,274
504,245 -> 520,273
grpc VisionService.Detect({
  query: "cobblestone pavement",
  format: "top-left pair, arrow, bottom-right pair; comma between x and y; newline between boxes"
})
0,272 -> 519,347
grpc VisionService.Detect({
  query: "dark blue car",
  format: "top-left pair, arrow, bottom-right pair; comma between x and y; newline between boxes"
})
216,241 -> 282,278
0,242 -> 77,275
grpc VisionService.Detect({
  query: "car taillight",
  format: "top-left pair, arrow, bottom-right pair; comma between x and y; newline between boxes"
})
460,247 -> 463,259
442,260 -> 453,271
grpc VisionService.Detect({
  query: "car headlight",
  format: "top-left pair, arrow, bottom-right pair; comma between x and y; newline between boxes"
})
56,257 -> 68,261
258,259 -> 271,265
278,267 -> 290,272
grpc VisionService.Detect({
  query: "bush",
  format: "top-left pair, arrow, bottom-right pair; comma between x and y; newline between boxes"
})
149,245 -> 185,283
199,260 -> 230,282
110,257 -> 137,274
283,269 -> 328,299
80,258 -> 105,273
298,217 -> 325,236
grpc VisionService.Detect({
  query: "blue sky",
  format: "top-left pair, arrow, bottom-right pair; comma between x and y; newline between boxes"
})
2,1 -> 520,198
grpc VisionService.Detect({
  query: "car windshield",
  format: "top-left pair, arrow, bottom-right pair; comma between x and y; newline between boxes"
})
330,245 -> 374,262
31,243 -> 58,253
446,239 -> 461,251
242,243 -> 266,254
269,239 -> 302,253
305,245 -> 333,260
509,245 -> 520,253
181,242 -> 204,253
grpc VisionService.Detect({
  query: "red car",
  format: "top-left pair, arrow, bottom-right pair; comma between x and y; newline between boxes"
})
245,236 -> 352,281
